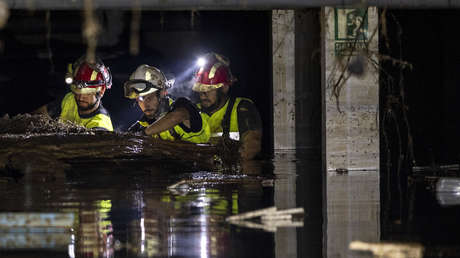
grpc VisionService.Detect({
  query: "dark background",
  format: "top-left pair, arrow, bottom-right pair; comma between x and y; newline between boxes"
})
381,10 -> 460,166
0,10 -> 272,151
381,9 -> 460,248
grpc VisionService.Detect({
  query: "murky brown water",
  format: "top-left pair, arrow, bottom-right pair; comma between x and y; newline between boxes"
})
0,148 -> 322,258
4,143 -> 460,258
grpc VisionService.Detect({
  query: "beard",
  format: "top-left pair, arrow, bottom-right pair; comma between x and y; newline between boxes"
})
202,89 -> 227,114
77,101 -> 98,112
143,108 -> 157,119
77,96 -> 100,112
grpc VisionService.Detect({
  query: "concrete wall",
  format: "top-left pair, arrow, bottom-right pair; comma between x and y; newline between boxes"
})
323,7 -> 379,171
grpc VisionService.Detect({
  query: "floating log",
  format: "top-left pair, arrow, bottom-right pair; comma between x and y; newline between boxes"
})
0,114 -> 238,176
350,241 -> 424,258
226,207 -> 277,221
226,206 -> 305,232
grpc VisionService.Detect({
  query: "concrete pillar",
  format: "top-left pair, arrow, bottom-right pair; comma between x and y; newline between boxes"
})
326,172 -> 380,258
273,151 -> 297,258
273,10 -> 296,150
322,7 -> 379,171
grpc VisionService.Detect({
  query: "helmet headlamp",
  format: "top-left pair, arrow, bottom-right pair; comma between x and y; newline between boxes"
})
196,57 -> 206,67
65,76 -> 73,85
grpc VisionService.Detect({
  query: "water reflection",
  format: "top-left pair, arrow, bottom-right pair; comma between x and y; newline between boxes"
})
0,155 -> 283,257
327,171 -> 380,258
0,212 -> 75,250
7,146 -> 460,257
0,148 -> 331,258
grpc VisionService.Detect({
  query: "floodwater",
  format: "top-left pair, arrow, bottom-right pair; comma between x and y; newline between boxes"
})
2,148 -> 460,258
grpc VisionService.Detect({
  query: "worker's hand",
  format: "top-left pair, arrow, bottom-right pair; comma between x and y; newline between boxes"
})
132,129 -> 147,137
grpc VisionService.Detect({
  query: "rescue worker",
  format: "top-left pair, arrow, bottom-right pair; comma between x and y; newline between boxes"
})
124,64 -> 210,144
36,55 -> 114,131
192,53 -> 262,160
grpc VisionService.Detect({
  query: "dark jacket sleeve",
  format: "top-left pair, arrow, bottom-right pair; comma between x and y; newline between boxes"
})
237,99 -> 262,135
170,97 -> 202,133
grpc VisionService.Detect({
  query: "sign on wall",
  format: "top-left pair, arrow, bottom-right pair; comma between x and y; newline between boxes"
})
334,8 -> 368,56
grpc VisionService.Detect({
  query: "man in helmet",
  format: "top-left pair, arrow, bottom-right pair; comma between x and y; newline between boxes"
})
124,64 -> 210,144
35,55 -> 114,131
193,53 -> 262,160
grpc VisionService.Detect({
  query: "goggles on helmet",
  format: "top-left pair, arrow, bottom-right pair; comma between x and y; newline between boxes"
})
70,79 -> 105,94
123,79 -> 163,99
73,80 -> 105,89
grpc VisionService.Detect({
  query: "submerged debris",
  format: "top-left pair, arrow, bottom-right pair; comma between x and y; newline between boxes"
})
0,114 -> 242,178
167,172 -> 270,195
226,206 -> 304,232
349,241 -> 424,258
0,114 -> 88,134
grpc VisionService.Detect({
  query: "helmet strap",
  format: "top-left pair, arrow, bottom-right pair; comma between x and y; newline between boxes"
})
95,92 -> 102,101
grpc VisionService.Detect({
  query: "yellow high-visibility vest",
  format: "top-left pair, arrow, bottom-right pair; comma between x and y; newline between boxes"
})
59,92 -> 113,131
138,99 -> 210,144
198,97 -> 252,141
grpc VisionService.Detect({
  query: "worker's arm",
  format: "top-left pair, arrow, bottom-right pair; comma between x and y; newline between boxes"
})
144,97 -> 202,136
240,130 -> 262,161
144,107 -> 189,136
237,100 -> 263,160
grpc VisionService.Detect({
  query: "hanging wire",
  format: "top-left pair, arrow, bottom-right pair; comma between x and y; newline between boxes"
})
0,0 -> 9,54
129,0 -> 141,56
83,0 -> 99,63
0,0 -> 8,29
45,11 -> 55,73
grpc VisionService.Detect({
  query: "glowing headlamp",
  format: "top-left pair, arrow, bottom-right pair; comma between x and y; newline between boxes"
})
65,76 -> 73,85
196,57 -> 206,67
65,63 -> 74,85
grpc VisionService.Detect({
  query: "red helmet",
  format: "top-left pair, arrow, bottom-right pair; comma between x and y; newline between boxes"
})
69,56 -> 112,94
192,53 -> 236,92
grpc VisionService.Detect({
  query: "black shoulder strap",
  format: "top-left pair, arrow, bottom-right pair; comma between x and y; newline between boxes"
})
222,97 -> 236,139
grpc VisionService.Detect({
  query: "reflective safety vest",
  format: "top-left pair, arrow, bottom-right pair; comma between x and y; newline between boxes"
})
198,97 -> 252,141
59,92 -> 114,131
138,99 -> 211,144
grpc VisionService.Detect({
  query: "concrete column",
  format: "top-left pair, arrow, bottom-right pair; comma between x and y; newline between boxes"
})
273,151 -> 297,258
273,10 -> 296,150
326,172 -> 380,258
323,7 -> 379,171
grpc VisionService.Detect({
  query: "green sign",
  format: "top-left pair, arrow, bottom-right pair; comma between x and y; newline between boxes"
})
334,8 -> 368,56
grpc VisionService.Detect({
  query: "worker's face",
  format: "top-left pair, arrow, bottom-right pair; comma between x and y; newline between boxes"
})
74,92 -> 99,111
199,89 -> 219,108
199,87 -> 227,112
137,92 -> 160,119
